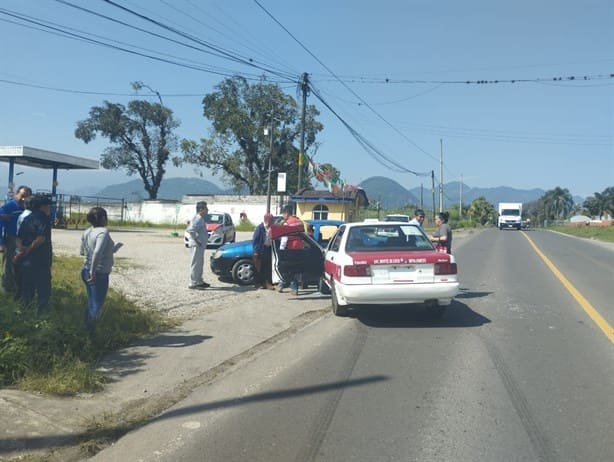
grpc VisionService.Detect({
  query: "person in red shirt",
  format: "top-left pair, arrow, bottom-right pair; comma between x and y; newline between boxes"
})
278,205 -> 304,295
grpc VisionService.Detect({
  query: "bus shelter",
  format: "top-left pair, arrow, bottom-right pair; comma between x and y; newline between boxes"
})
0,145 -> 99,221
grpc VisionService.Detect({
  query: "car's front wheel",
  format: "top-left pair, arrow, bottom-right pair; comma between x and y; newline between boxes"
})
331,281 -> 348,316
232,259 -> 255,286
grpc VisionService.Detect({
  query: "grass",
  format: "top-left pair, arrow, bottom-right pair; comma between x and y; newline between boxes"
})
0,255 -> 172,395
548,224 -> 614,243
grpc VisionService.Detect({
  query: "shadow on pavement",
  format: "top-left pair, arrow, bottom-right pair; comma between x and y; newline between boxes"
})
352,300 -> 491,329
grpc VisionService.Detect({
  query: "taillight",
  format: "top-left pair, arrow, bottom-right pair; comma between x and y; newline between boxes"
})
344,264 -> 371,277
434,262 -> 457,275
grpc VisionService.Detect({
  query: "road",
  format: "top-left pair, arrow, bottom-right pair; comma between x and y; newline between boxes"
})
91,229 -> 614,462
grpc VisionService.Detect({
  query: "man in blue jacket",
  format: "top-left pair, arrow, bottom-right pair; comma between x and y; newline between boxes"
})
0,185 -> 32,294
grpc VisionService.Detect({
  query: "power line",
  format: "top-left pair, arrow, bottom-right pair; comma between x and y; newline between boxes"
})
97,0 -> 297,82
253,0 -> 442,167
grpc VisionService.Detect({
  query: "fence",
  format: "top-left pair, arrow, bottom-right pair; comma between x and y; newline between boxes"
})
54,194 -> 125,228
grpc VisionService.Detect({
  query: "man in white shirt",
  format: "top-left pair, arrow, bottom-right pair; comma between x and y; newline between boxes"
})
408,209 -> 425,228
186,201 -> 210,289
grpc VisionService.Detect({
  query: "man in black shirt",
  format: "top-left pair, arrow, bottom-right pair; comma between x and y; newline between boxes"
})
16,194 -> 53,313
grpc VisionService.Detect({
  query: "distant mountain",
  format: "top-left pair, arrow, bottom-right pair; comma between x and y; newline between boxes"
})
95,177 -> 231,200
409,182 -> 548,209
359,176 -> 420,209
359,177 -> 582,210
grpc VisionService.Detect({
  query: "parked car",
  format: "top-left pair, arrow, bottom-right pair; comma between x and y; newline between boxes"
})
184,211 -> 236,248
210,223 -> 328,287
383,214 -> 410,222
322,221 -> 459,317
304,219 -> 345,246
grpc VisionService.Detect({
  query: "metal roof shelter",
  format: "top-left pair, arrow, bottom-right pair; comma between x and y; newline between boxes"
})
0,145 -> 99,199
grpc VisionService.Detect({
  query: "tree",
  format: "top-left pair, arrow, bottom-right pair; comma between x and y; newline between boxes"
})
177,76 -> 323,194
75,95 -> 179,200
467,196 -> 496,225
583,186 -> 614,218
542,186 -> 574,219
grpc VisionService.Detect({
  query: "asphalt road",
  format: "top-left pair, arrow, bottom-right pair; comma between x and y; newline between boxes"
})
91,229 -> 614,462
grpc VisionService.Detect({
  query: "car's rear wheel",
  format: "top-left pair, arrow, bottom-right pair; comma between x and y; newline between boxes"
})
425,299 -> 446,318
331,281 -> 348,316
232,259 -> 255,286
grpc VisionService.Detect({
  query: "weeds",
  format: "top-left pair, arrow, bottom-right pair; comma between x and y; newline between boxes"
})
0,255 -> 171,395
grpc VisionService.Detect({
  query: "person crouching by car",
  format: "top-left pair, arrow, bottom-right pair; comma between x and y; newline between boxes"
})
186,201 -> 210,290
252,213 -> 276,290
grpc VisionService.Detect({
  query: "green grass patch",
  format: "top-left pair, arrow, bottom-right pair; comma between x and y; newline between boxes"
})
549,225 -> 614,243
0,255 -> 172,395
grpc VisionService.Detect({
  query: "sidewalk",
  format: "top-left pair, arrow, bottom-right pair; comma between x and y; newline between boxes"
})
0,289 -> 330,461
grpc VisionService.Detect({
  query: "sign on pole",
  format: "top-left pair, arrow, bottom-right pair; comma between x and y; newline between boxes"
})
277,172 -> 286,192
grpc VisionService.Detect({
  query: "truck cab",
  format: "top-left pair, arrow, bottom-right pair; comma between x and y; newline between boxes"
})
498,202 -> 522,230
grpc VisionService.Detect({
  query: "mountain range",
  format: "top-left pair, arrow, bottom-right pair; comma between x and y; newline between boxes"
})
15,176 -> 581,209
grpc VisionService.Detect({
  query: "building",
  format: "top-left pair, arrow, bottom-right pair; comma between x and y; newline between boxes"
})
289,188 -> 369,223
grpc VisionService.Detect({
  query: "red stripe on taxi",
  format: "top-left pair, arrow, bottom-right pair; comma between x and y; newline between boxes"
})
347,251 -> 449,265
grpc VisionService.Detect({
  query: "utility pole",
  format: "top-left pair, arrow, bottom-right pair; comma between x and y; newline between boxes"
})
420,183 -> 423,210
431,170 -> 436,223
297,72 -> 309,193
265,123 -> 274,213
459,173 -> 463,218
439,138 -> 444,213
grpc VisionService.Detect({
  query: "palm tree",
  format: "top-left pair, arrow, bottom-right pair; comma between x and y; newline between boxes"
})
543,187 -> 574,219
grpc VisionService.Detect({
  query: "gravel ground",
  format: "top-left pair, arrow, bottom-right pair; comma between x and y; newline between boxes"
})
51,226 -> 484,321
52,228 -> 257,320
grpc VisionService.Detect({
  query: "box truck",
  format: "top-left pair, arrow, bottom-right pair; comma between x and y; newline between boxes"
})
498,202 -> 522,230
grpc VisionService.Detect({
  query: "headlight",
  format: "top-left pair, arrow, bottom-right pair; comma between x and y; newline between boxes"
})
212,249 -> 224,259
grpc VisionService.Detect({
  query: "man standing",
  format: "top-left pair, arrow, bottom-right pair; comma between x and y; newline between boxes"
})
252,213 -> 275,289
186,201 -> 210,290
16,194 -> 52,312
408,208 -> 426,228
0,185 -> 32,294
278,205 -> 304,295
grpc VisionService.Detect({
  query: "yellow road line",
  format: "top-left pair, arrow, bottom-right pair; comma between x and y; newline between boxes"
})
521,232 -> 614,344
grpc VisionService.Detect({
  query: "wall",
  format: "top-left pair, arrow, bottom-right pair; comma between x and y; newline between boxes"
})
112,195 -> 285,226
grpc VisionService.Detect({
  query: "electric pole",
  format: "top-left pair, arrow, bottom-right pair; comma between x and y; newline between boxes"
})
431,170 -> 436,223
459,173 -> 463,218
297,72 -> 309,192
439,138 -> 444,213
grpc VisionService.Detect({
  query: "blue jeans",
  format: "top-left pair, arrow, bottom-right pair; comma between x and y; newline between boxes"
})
81,267 -> 109,334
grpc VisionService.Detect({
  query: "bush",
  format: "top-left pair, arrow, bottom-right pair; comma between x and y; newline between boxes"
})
0,255 -> 171,394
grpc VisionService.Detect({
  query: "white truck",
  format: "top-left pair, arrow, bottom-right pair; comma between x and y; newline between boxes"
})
498,202 -> 522,230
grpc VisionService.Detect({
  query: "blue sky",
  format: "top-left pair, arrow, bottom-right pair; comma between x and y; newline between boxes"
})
1,0 -> 612,199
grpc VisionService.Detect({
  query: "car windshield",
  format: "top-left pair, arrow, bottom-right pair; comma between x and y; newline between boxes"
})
346,225 -> 432,251
206,214 -> 224,224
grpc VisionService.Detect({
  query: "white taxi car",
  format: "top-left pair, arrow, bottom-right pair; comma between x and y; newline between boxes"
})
322,221 -> 459,316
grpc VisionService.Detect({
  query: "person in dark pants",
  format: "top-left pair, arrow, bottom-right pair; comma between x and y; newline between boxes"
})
252,213 -> 275,289
16,194 -> 53,313
0,185 -> 32,295
277,205 -> 304,296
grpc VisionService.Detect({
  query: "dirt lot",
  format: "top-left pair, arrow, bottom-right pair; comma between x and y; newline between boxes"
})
52,228 -> 260,319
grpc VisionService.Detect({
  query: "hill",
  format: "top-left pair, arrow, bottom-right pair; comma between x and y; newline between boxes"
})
359,176 -> 420,209
57,176 -> 583,209
95,177 -> 230,200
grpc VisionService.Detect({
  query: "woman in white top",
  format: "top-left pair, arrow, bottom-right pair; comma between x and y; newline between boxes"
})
80,207 -> 119,335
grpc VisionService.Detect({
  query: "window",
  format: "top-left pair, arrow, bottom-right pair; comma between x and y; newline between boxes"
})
312,205 -> 329,220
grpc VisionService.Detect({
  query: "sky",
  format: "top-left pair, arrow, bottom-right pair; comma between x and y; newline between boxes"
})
0,0 -> 612,200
